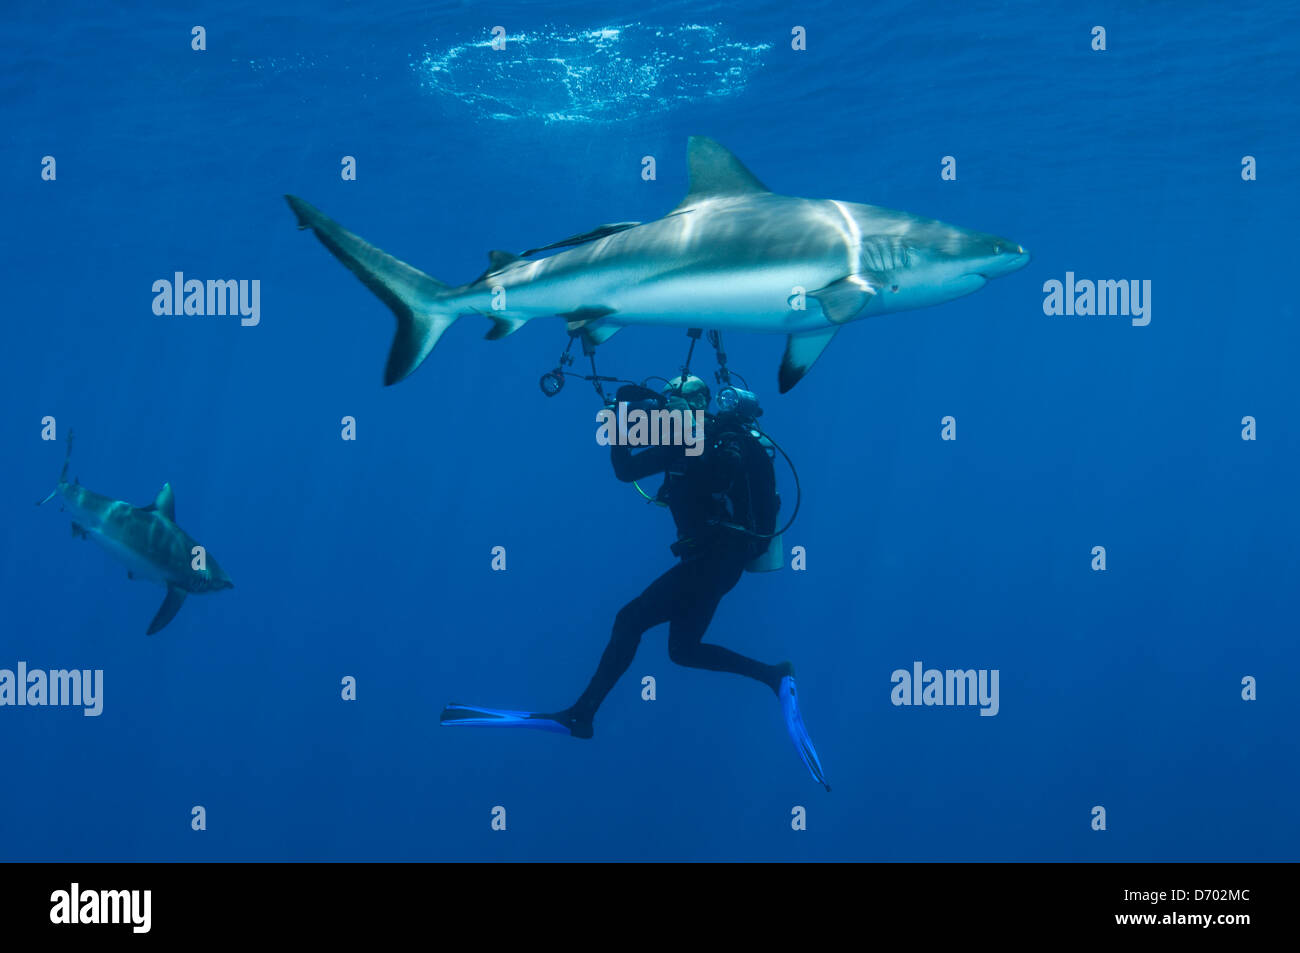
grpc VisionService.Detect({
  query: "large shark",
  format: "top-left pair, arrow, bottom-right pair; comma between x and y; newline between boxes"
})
37,434 -> 233,635
286,137 -> 1029,393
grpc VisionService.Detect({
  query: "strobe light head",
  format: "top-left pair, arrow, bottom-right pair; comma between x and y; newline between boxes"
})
539,370 -> 565,397
716,385 -> 762,419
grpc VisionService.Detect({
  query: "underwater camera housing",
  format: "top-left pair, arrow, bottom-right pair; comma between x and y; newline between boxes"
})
715,385 -> 762,420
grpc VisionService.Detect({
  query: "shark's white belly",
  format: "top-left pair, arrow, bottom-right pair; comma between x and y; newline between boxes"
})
487,262 -> 840,334
611,267 -> 829,329
602,265 -> 990,327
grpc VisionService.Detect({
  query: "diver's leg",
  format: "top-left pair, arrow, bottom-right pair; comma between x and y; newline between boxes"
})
666,554 -> 792,694
558,563 -> 687,736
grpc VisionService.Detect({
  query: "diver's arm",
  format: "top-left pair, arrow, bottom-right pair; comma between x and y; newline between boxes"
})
611,444 -> 681,483
606,383 -> 686,482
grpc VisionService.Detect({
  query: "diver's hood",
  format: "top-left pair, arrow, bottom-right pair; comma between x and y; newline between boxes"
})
664,375 -> 710,410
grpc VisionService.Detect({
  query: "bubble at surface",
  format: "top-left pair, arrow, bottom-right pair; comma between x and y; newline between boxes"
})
412,23 -> 771,123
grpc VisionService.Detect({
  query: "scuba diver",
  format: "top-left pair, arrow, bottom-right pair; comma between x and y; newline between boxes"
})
440,363 -> 829,791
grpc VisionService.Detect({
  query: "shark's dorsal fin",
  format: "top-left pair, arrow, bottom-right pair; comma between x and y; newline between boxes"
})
677,137 -> 769,208
147,483 -> 175,520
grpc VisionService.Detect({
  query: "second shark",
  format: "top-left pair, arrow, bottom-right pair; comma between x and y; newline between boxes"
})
38,434 -> 233,635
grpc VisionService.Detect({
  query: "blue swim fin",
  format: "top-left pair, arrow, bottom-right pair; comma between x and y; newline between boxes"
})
780,676 -> 831,792
440,703 -> 574,735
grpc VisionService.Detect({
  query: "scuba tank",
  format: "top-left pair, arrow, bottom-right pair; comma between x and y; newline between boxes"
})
743,429 -> 782,573
746,532 -> 784,572
706,417 -> 782,573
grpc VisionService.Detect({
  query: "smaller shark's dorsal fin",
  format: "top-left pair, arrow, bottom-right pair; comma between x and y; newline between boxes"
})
148,483 -> 175,520
678,137 -> 769,207
487,250 -> 523,272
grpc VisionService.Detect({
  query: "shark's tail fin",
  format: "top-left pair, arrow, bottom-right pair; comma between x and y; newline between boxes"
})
285,195 -> 460,386
36,429 -> 73,506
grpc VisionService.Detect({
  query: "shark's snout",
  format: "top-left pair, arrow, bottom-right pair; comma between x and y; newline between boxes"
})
983,244 -> 1030,278
198,562 -> 234,592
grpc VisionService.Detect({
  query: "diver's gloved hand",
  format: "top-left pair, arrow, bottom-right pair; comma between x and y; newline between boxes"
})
616,383 -> 666,408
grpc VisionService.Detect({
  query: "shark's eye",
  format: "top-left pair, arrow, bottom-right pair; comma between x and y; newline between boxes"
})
890,284 -> 899,293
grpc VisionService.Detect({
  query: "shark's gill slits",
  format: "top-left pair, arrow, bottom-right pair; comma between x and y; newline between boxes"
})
860,238 -> 913,274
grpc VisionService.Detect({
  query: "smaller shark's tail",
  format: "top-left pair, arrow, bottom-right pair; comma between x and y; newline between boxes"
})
36,429 -> 73,506
285,195 -> 460,385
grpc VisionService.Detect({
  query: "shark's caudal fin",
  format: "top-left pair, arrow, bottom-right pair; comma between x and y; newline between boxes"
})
285,196 -> 459,385
36,429 -> 74,506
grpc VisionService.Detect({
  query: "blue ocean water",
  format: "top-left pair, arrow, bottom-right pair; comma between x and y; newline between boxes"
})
2,0 -> 1296,861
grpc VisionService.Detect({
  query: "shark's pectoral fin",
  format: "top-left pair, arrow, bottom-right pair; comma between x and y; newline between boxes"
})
780,279 -> 872,390
810,275 -> 879,324
147,586 -> 188,636
779,327 -> 842,394
484,315 -> 527,341
70,522 -> 87,539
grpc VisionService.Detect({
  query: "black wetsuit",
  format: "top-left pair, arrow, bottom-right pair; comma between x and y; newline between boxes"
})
561,413 -> 790,737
